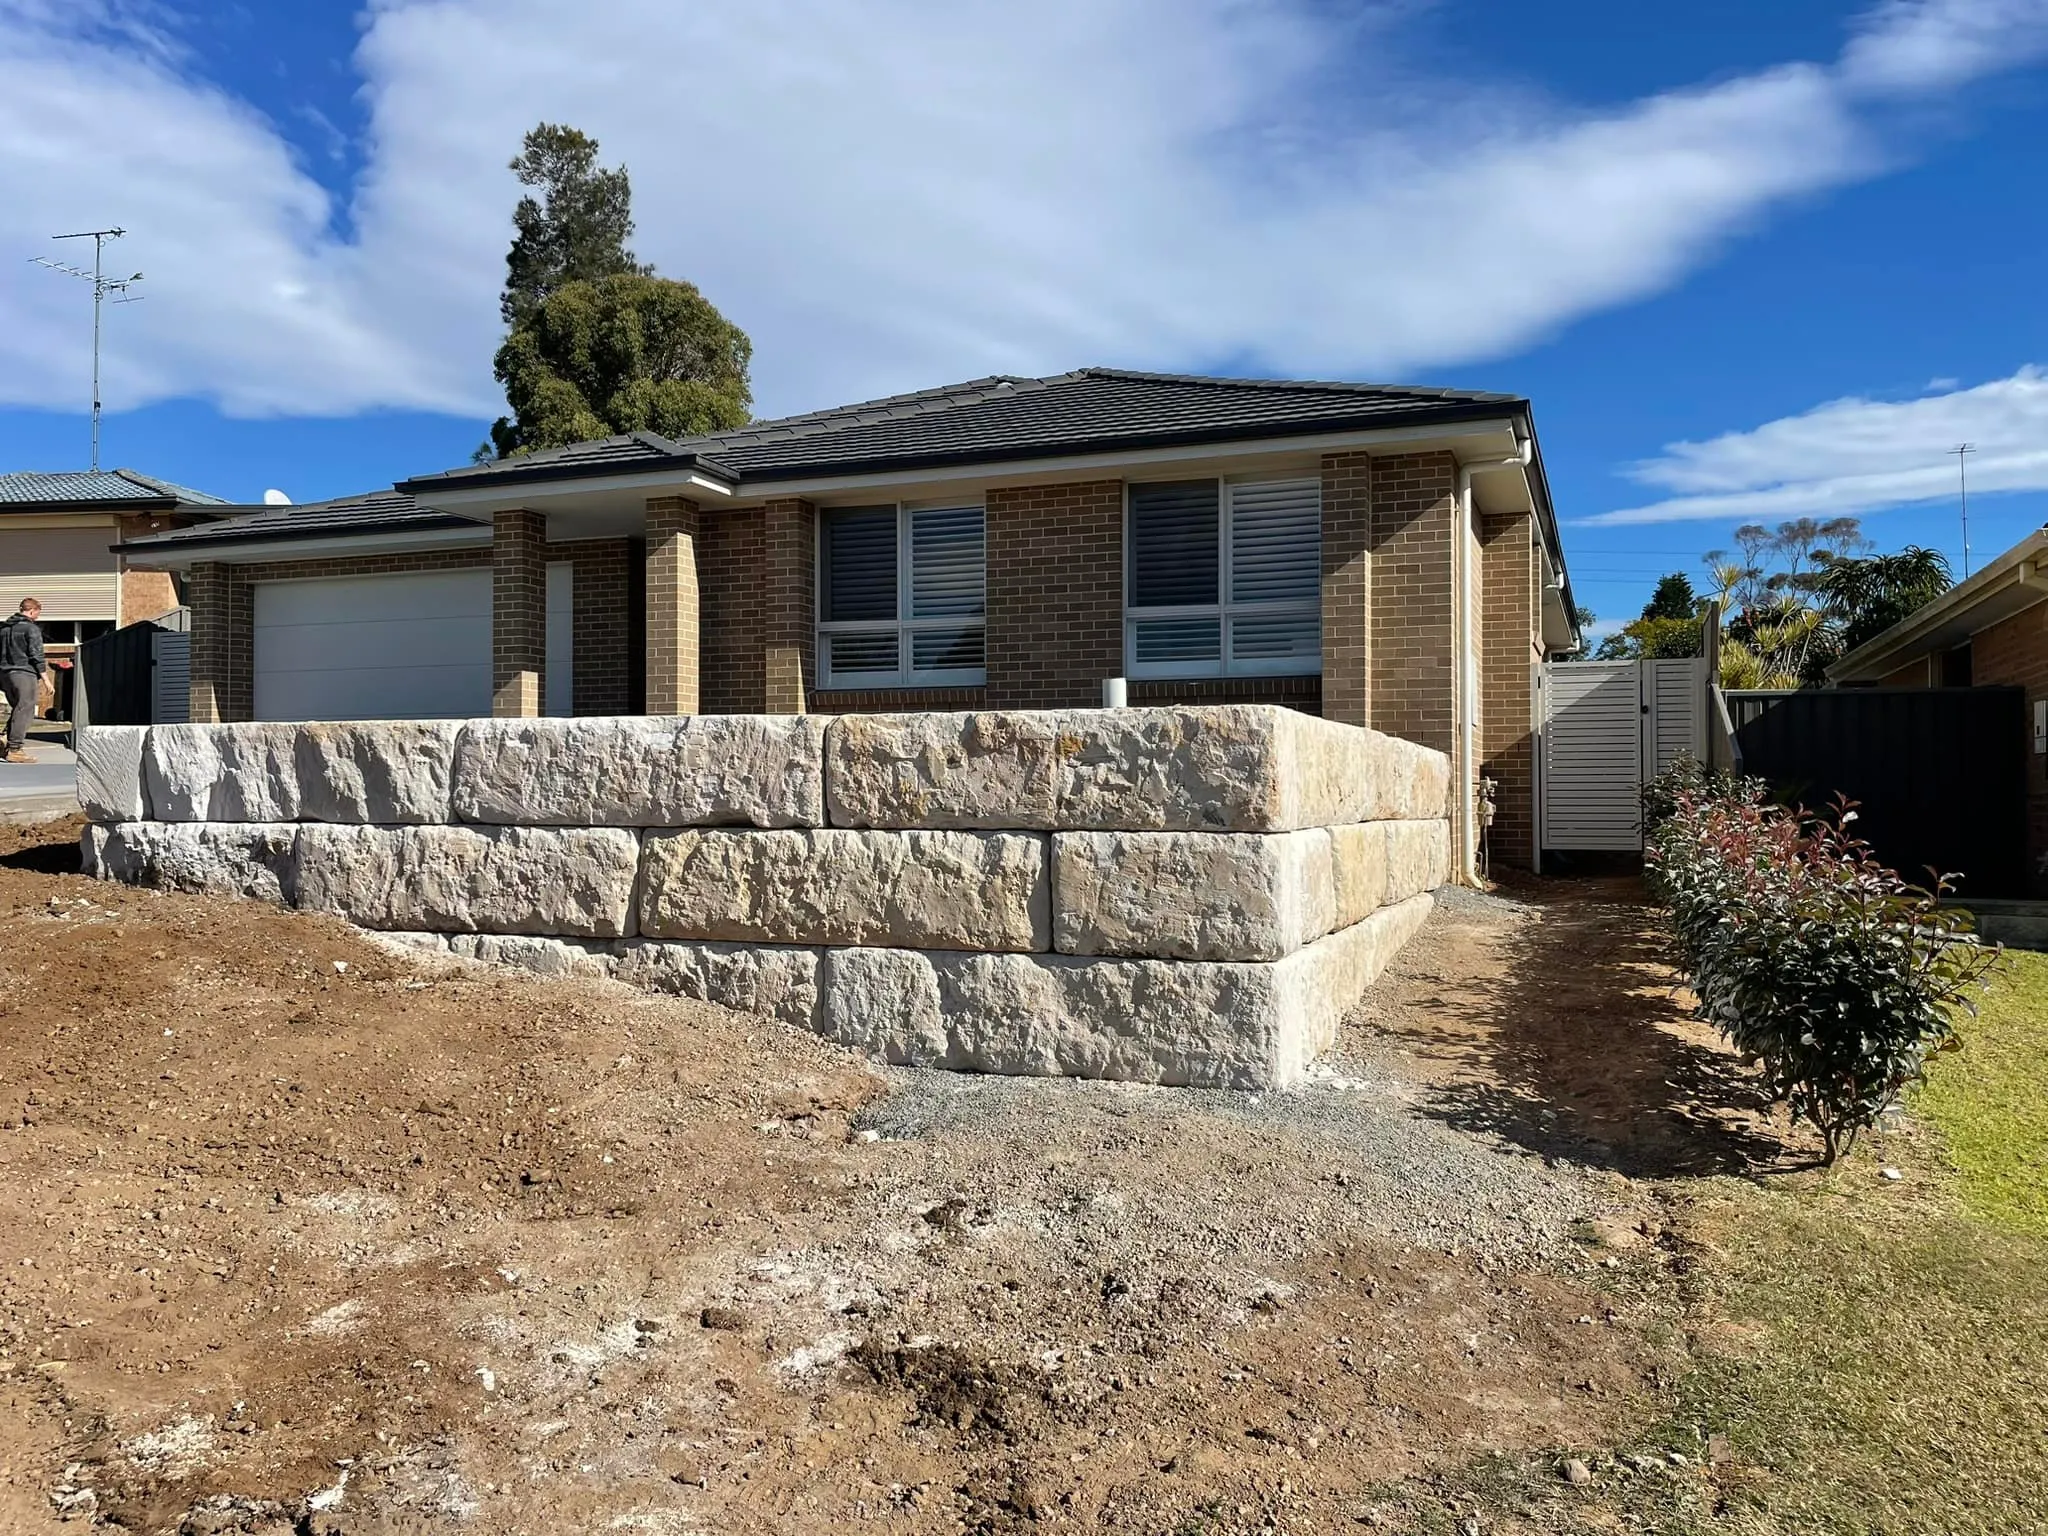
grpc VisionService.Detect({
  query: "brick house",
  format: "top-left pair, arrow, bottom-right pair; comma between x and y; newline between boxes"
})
118,369 -> 1581,875
0,469 -> 227,719
1828,524 -> 2048,892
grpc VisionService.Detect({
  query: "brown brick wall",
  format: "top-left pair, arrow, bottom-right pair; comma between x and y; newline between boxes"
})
115,515 -> 182,627
1319,451 -> 1373,727
492,509 -> 546,717
1879,656 -> 1934,688
1971,602 -> 2048,894
558,539 -> 632,716
985,479 -> 1124,709
762,498 -> 815,712
812,685 -> 987,713
645,497 -> 700,715
1480,510 -> 1540,870
1131,675 -> 1322,713
1368,451 -> 1457,756
698,506 -> 762,715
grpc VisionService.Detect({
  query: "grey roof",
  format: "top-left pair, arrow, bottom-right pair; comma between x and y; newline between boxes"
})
0,468 -> 230,507
119,489 -> 476,553
401,367 -> 1526,493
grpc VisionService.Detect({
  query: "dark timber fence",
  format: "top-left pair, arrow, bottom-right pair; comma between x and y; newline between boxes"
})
1725,686 -> 2027,898
77,621 -> 169,727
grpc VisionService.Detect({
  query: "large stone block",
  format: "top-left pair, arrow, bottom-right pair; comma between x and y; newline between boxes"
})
639,828 -> 1048,952
1053,829 -> 1335,961
145,723 -> 301,822
1327,822 -> 1389,929
449,933 -> 619,978
615,941 -> 821,1030
451,715 -> 826,828
825,706 -> 1451,832
84,821 -> 299,904
75,725 -> 150,823
811,893 -> 1435,1088
293,824 -> 639,936
1383,819 -> 1451,904
295,721 -> 461,823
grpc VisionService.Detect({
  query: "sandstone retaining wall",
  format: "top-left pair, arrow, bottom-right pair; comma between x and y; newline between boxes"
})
77,707 -> 1448,1088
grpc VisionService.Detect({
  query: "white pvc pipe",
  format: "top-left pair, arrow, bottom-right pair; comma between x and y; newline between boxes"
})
1102,677 -> 1128,709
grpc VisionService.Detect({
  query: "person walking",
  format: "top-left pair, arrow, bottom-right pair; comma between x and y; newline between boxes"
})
1,598 -> 47,764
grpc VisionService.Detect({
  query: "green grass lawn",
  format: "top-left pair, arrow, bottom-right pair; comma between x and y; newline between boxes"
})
1403,945 -> 2048,1535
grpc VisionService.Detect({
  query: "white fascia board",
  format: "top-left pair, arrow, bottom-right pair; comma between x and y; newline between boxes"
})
416,467 -> 737,514
120,525 -> 489,571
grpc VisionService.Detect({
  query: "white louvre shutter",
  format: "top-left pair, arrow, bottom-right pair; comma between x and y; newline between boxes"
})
909,506 -> 984,618
1228,479 -> 1320,665
1229,480 -> 1319,604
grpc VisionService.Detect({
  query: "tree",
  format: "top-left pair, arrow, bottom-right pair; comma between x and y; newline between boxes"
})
1812,546 -> 1952,653
1593,571 -> 1704,660
485,123 -> 753,458
1642,572 -> 1697,622
501,123 -> 643,326
490,274 -> 753,458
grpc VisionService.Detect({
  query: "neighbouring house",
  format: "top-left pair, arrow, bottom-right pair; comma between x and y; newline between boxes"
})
117,368 -> 1581,876
0,468 -> 228,719
1828,524 -> 2048,892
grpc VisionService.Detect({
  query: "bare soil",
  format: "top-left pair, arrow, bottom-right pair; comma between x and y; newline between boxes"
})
0,817 -> 1774,1535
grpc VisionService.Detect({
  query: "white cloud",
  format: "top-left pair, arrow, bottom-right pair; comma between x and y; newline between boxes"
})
1584,366 -> 2048,525
1,0 -> 2047,425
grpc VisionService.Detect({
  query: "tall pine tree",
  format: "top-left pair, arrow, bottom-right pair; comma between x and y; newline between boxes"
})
485,124 -> 752,459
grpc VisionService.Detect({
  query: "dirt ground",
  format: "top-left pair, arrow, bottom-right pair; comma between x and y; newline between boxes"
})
0,816 -> 1782,1535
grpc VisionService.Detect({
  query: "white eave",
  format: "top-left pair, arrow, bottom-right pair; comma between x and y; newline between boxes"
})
1827,527 -> 2048,683
118,524 -> 488,571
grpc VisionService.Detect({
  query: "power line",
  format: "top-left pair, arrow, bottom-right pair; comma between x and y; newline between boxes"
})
30,226 -> 144,471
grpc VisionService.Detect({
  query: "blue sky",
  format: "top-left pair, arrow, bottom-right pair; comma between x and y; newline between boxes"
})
3,0 -> 2047,632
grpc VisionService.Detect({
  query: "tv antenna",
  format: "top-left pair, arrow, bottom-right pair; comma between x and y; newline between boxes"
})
1951,443 -> 1975,578
30,227 -> 144,471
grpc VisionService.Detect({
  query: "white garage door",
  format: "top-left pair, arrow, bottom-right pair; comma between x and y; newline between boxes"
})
254,569 -> 492,722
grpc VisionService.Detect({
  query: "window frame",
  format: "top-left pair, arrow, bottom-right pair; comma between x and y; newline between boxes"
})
1122,476 -> 1323,681
815,501 -> 988,689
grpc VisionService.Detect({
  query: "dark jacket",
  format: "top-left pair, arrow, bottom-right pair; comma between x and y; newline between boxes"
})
0,612 -> 45,676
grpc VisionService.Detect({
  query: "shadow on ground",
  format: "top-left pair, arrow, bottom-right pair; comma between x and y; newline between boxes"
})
1377,876 -> 1799,1178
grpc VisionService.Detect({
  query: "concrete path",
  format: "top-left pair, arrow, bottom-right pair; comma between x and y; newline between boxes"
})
0,731 -> 78,820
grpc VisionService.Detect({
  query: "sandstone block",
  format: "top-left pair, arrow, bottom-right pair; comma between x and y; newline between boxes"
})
615,941 -> 821,1030
75,725 -> 149,822
293,824 -> 639,936
1327,822 -> 1389,929
451,715 -> 826,828
639,828 -> 1048,952
825,706 -> 1452,832
1383,820 -> 1451,904
85,820 -> 299,904
295,720 -> 460,823
144,724 -> 301,821
811,893 -> 1435,1088
363,931 -> 451,957
449,933 -> 619,978
1053,829 -> 1336,961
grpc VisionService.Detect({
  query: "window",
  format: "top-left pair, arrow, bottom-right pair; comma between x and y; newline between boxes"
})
818,503 -> 986,686
1124,478 -> 1321,678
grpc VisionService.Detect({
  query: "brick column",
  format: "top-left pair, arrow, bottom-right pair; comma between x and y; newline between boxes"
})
645,496 -> 701,715
1480,512 -> 1540,870
761,497 -> 815,713
1367,451 -> 1458,755
1320,451 -> 1373,727
187,561 -> 252,722
492,509 -> 547,718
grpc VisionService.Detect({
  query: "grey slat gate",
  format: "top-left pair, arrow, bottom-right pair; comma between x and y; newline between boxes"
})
1540,658 -> 1707,854
151,632 -> 191,725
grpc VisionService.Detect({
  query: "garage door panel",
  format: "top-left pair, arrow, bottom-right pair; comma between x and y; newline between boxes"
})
256,612 -> 493,675
254,570 -> 492,722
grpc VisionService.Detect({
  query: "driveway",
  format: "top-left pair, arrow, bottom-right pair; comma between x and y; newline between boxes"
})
0,729 -> 77,819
